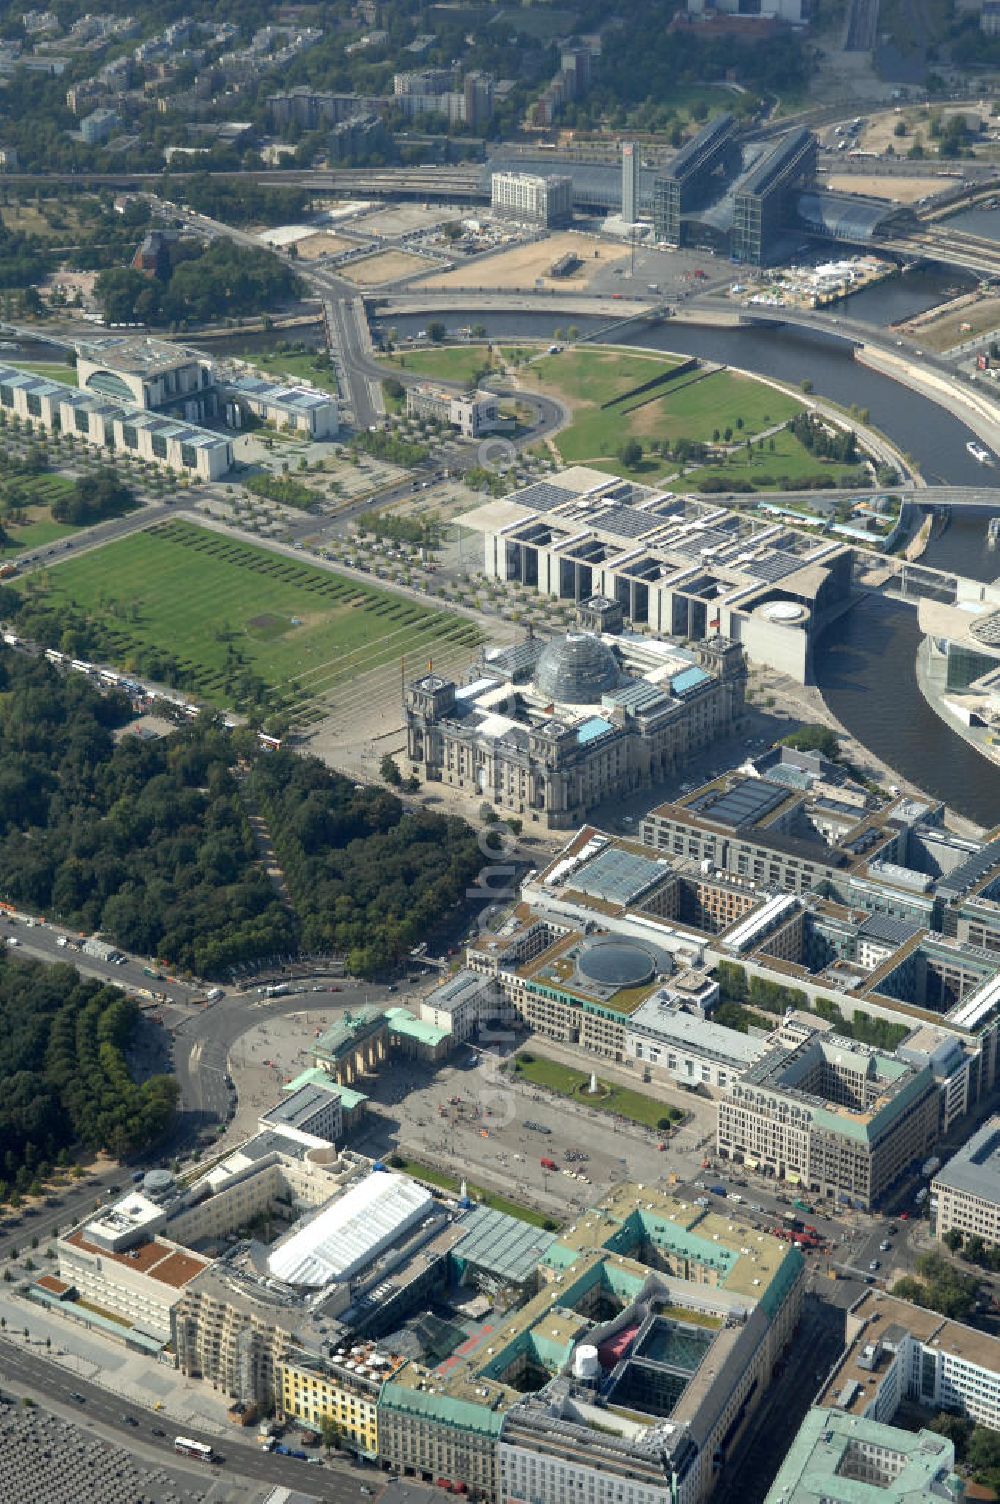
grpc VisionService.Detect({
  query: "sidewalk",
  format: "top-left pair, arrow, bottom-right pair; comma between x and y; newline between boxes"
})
0,1282 -> 233,1436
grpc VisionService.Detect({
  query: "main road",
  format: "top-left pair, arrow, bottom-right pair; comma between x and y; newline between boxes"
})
0,1335 -> 377,1498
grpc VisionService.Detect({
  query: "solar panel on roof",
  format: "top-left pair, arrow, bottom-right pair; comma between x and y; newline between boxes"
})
512,481 -> 575,512
667,529 -> 740,564
859,913 -> 921,946
605,680 -> 669,712
744,552 -> 804,584
600,504 -> 659,540
937,840 -> 1000,899
694,778 -> 789,828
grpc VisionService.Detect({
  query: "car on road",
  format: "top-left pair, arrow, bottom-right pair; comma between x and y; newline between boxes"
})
122,1414 -> 138,1426
879,1240 -> 891,1252
869,1259 -> 880,1271
151,1427 -> 166,1437
70,1393 -> 86,1404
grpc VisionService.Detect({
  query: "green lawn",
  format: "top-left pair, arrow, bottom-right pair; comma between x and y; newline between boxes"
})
530,347 -> 685,408
2,511 -> 78,554
512,1053 -> 682,1132
27,520 -> 481,720
389,1156 -> 557,1228
637,370 -> 800,445
684,427 -> 862,493
380,345 -> 495,387
529,354 -> 803,473
244,349 -> 338,397
1,477 -> 79,555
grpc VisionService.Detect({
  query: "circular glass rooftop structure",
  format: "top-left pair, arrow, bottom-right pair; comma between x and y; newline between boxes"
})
578,939 -> 657,989
969,610 -> 1000,648
534,633 -> 621,705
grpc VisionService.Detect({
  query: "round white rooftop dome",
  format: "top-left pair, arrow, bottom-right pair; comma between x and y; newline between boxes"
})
759,600 -> 807,624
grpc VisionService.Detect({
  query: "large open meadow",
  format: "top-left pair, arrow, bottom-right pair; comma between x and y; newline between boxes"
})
32,520 -> 482,722
520,347 -> 840,486
379,344 -> 496,388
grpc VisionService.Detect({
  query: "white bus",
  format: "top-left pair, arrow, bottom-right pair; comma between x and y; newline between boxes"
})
174,1437 -> 214,1461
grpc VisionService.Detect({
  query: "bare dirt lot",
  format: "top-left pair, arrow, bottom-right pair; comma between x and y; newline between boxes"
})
294,230 -> 354,260
420,232 -> 631,292
904,293 -> 1000,351
353,203 -> 455,237
339,249 -> 433,285
824,172 -> 952,203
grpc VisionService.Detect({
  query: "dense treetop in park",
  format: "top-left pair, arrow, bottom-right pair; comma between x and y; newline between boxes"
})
94,240 -> 300,328
0,647 -> 294,976
0,952 -> 178,1203
51,470 -> 136,527
0,648 -> 486,980
249,748 -> 486,978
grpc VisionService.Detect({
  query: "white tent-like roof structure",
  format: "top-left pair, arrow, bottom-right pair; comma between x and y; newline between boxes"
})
267,1171 -> 433,1288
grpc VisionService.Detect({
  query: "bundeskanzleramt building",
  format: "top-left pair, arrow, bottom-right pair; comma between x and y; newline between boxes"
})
490,171 -> 573,227
717,1019 -> 939,1210
0,362 -> 233,480
224,375 -> 338,438
931,1114 -> 1000,1247
75,335 -> 214,417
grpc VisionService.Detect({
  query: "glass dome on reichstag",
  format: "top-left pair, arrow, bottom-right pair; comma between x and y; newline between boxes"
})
534,632 -> 621,705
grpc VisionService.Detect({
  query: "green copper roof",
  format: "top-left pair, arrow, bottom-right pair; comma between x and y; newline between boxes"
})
380,1381 -> 504,1436
283,1067 -> 369,1110
764,1408 -> 962,1504
385,1006 -> 451,1047
314,1007 -> 385,1060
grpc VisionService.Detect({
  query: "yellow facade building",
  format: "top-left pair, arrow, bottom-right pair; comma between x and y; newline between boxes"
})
279,1343 -> 404,1457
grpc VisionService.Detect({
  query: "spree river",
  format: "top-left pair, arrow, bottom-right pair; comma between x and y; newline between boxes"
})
221,310 -> 1000,817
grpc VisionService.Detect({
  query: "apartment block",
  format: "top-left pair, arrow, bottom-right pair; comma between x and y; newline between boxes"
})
490,172 -> 573,227
80,106 -> 118,144
931,1114 -> 1000,1247
819,1288 -> 1000,1431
